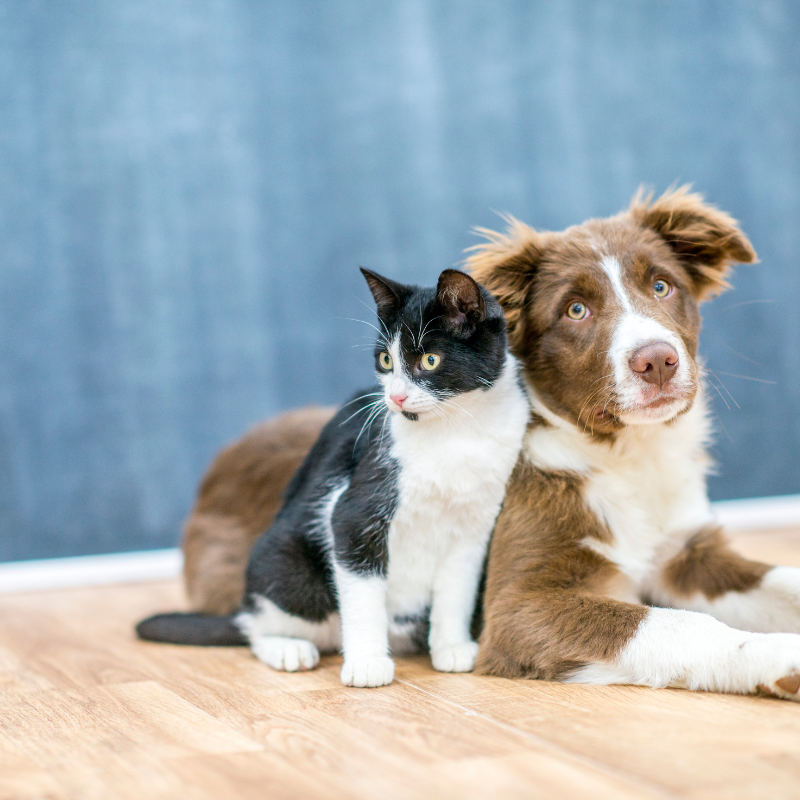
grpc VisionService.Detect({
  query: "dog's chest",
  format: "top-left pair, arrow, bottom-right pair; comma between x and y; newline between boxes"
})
527,401 -> 715,587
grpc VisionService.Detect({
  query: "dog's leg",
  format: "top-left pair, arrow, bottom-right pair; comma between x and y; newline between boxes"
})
579,605 -> 800,700
478,589 -> 800,700
649,526 -> 800,633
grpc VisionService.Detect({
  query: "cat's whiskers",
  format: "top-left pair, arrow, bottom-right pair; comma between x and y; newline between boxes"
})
337,317 -> 390,349
354,402 -> 387,449
339,398 -> 385,428
441,397 -> 484,434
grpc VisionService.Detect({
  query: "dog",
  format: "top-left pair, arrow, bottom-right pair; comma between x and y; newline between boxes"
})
467,186 -> 800,700
178,186 -> 800,701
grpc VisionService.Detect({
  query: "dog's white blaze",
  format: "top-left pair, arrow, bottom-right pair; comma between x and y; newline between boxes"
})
598,255 -> 693,423
569,606 -> 800,698
599,255 -> 634,312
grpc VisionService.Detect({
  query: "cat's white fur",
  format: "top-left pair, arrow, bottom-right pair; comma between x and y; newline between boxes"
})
239,349 -> 529,687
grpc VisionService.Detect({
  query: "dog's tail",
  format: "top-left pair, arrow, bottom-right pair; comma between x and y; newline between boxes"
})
135,612 -> 248,646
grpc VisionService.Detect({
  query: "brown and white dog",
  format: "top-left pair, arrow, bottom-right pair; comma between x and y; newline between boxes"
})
468,186 -> 800,700
180,187 -> 800,701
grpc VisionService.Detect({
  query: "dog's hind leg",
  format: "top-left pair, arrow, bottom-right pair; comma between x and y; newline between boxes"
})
647,525 -> 800,634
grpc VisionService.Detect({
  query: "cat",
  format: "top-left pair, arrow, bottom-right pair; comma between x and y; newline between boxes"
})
137,267 -> 530,687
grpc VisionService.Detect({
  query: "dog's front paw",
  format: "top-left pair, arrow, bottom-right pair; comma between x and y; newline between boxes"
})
741,633 -> 800,701
341,656 -> 395,687
431,641 -> 479,673
758,672 -> 800,701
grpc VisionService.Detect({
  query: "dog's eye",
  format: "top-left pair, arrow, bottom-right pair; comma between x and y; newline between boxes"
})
566,302 -> 588,320
379,352 -> 393,370
420,353 -> 441,371
653,280 -> 672,298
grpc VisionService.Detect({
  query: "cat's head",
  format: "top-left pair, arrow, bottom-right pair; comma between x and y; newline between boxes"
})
360,267 -> 509,421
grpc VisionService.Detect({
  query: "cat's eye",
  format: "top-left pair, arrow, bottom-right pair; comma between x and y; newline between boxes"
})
653,279 -> 672,298
379,352 -> 393,370
420,353 -> 441,371
566,301 -> 588,320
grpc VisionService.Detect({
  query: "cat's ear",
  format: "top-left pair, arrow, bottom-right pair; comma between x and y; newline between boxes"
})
360,268 -> 407,311
435,269 -> 486,335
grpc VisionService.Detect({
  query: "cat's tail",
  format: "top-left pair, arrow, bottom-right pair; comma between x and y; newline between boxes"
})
135,612 -> 248,646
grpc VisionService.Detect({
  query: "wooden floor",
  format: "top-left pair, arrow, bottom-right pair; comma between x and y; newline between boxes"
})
2,530 -> 800,800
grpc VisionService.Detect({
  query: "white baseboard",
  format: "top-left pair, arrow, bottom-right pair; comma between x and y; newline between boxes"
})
0,548 -> 182,594
0,494 -> 799,594
712,494 -> 800,532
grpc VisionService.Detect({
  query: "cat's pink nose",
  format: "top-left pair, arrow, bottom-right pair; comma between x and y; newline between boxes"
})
390,391 -> 407,408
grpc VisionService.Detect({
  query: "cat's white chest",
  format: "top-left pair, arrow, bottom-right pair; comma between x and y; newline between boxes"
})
384,381 -> 528,618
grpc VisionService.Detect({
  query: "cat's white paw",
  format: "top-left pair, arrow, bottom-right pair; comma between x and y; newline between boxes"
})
431,641 -> 479,673
251,636 -> 320,672
341,656 -> 395,687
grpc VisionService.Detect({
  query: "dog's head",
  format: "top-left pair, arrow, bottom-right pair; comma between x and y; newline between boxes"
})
467,186 -> 757,434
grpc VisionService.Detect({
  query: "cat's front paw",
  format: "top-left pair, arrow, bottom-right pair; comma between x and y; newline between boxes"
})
251,636 -> 320,672
431,641 -> 479,673
341,656 -> 395,687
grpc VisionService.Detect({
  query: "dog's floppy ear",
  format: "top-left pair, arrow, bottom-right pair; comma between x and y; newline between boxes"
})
464,216 -> 547,348
629,185 -> 757,301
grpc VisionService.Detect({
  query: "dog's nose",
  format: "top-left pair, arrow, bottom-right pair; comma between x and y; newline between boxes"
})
629,342 -> 679,388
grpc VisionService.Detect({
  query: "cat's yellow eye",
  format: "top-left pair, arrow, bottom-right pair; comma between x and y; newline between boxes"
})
420,353 -> 441,371
379,352 -> 393,370
566,301 -> 588,320
653,279 -> 671,298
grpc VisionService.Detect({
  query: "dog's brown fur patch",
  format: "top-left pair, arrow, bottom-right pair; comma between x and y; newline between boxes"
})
475,447 -> 648,680
659,526 -> 770,601
182,406 -> 334,613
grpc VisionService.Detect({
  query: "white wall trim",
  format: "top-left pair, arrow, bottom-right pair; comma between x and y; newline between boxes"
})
0,494 -> 799,594
0,548 -> 182,594
712,494 -> 800,532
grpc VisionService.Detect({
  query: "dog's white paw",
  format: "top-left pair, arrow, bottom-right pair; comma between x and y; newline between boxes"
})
431,641 -> 479,673
251,636 -> 320,672
741,634 -> 800,701
341,656 -> 394,687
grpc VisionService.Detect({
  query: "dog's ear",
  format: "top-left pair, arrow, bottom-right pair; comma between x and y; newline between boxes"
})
629,185 -> 757,301
464,216 -> 547,348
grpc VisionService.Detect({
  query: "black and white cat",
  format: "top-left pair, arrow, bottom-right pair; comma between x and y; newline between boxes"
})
137,268 -> 529,688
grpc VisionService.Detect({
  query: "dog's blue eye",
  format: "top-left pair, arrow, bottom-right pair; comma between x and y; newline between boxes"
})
654,280 -> 671,298
566,302 -> 588,320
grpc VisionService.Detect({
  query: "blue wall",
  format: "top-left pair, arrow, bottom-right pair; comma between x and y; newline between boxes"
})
1,1 -> 799,561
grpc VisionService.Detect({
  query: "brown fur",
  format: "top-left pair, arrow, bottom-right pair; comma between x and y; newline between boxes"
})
470,187 -> 759,679
475,444 -> 648,680
182,406 -> 334,613
659,525 -> 770,601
